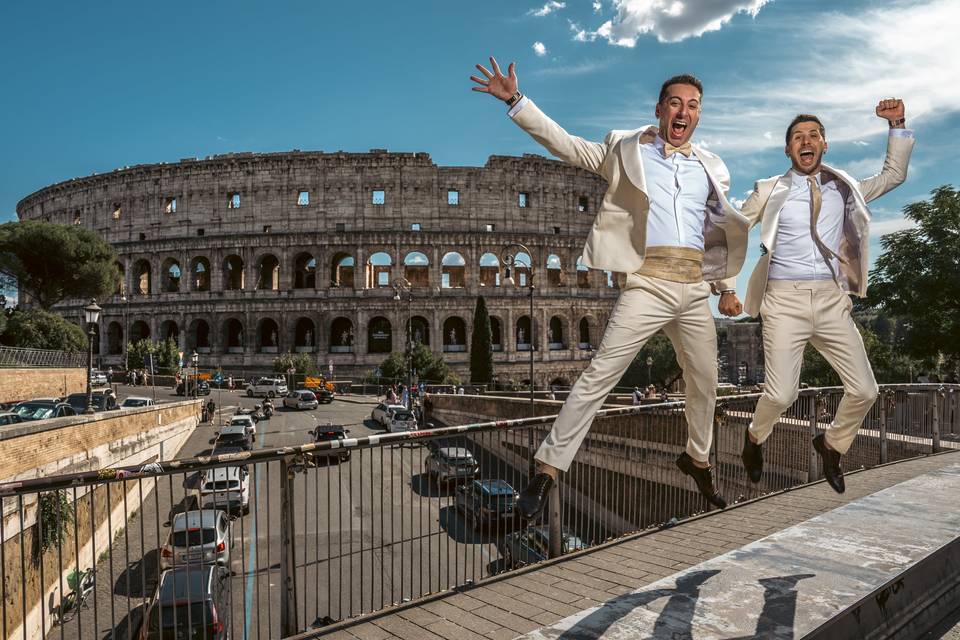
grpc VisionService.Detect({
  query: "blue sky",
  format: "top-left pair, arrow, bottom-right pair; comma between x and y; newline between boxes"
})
2,0 -> 957,313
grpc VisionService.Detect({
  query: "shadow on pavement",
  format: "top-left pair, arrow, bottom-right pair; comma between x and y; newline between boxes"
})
113,550 -> 161,598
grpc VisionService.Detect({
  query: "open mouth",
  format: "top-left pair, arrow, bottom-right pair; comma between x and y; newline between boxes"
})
799,149 -> 815,163
670,119 -> 688,139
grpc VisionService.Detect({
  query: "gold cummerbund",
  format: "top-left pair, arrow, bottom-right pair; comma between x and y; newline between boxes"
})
635,246 -> 704,283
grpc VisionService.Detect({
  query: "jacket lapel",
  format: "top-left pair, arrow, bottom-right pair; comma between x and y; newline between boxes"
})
759,173 -> 793,252
619,127 -> 653,194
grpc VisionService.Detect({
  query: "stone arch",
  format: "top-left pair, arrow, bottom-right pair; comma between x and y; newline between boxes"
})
409,315 -> 430,348
223,318 -> 244,352
546,254 -> 564,287
161,258 -> 182,293
441,252 -> 466,289
329,317 -> 354,353
130,320 -> 151,342
367,316 -> 392,354
442,316 -> 467,352
258,318 -> 280,352
159,319 -> 180,344
365,251 -> 392,288
479,252 -> 500,288
576,256 -> 590,288
507,251 -> 532,288
188,319 -> 211,352
330,253 -> 355,288
550,376 -> 570,388
293,252 -> 317,289
107,321 -> 123,355
190,256 -> 211,292
115,262 -> 126,296
256,254 -> 280,290
223,255 -> 245,290
403,251 -> 430,287
133,259 -> 151,296
548,315 -> 567,350
516,315 -> 532,351
578,316 -> 596,349
489,316 -> 503,351
294,317 -> 316,351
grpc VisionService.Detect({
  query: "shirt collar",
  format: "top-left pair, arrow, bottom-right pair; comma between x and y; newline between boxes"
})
790,169 -> 824,188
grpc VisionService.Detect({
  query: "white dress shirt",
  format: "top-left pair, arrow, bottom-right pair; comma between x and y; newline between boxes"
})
508,96 -> 711,251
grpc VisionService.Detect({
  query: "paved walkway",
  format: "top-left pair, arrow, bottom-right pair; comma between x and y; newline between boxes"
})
309,451 -> 960,640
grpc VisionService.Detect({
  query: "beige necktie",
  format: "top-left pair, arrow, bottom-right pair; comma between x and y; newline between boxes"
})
664,142 -> 692,158
807,176 -> 847,271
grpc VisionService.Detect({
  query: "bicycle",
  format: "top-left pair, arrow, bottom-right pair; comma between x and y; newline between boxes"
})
56,567 -> 94,624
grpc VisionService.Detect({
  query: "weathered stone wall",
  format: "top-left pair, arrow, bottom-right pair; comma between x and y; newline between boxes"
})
0,367 -> 86,406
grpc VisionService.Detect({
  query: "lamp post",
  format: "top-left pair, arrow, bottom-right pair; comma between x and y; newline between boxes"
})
500,243 -> 536,477
646,356 -> 653,389
121,294 -> 129,372
83,299 -> 102,415
392,277 -> 413,403
191,350 -> 199,400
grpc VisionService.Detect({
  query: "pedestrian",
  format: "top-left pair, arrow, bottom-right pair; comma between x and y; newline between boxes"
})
471,58 -> 748,519
632,387 -> 642,406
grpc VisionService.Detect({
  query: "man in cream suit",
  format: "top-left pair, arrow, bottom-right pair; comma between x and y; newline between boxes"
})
471,57 -> 750,518
721,100 -> 914,493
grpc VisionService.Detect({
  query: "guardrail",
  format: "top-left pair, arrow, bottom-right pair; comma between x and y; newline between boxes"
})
0,346 -> 85,369
0,384 -> 956,640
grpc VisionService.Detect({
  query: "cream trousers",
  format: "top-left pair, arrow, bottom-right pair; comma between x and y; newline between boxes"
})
749,279 -> 878,454
535,274 -> 718,471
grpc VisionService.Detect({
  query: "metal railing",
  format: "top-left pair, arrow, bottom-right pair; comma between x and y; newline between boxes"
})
0,384 -> 956,640
0,346 -> 85,369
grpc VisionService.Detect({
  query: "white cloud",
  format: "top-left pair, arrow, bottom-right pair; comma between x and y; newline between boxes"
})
593,0 -> 602,11
871,216 -> 917,236
531,58 -> 614,77
573,0 -> 771,46
530,1 -> 565,17
533,41 -> 548,56
852,140 -> 870,147
763,131 -> 772,140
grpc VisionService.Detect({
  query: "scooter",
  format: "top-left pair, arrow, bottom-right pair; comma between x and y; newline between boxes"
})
263,403 -> 274,419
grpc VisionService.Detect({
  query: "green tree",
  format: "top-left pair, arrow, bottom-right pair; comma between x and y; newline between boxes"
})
0,308 -> 86,352
374,343 -> 460,385
469,295 -> 494,384
126,338 -> 180,374
800,323 -> 921,386
617,334 -> 680,390
867,185 -> 960,379
0,220 -> 120,309
272,351 -> 317,375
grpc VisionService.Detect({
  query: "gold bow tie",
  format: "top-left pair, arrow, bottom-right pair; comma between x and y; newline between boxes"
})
664,142 -> 692,158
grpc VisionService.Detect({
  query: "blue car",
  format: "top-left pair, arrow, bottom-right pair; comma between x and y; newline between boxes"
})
499,525 -> 586,569
455,479 -> 519,531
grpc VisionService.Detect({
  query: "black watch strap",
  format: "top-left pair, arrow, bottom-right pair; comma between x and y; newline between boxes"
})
506,91 -> 523,108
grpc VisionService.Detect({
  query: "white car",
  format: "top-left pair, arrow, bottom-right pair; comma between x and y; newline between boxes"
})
283,390 -> 318,410
387,410 -> 417,433
371,402 -> 407,427
120,396 -> 155,409
228,414 -> 257,439
160,509 -> 232,570
245,377 -> 288,398
200,466 -> 250,515
90,370 -> 109,386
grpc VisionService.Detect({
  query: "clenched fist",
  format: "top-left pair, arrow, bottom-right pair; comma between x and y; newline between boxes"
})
875,98 -> 905,125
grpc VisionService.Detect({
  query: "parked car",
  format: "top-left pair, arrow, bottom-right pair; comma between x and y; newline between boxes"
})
310,423 -> 351,462
386,410 -> 417,433
423,446 -> 479,484
371,402 -> 407,426
199,466 -> 250,515
177,379 -> 211,396
119,396 -> 155,409
455,479 -> 519,531
64,392 -> 119,413
0,412 -> 23,426
214,424 -> 252,451
160,509 -> 232,570
499,525 -> 586,569
12,401 -> 76,421
227,414 -> 257,440
245,377 -> 287,398
283,390 -> 318,411
90,370 -> 109,386
141,565 -> 231,640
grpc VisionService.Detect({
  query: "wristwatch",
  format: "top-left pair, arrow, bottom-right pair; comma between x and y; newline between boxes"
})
506,91 -> 523,108
889,117 -> 906,128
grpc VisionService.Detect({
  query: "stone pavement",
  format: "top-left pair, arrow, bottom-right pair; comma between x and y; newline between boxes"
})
308,450 -> 960,640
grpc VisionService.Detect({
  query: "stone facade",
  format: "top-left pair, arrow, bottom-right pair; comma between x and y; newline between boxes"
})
16,150 -> 619,385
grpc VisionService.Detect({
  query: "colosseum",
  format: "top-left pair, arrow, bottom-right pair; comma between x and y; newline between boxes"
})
16,149 -> 620,386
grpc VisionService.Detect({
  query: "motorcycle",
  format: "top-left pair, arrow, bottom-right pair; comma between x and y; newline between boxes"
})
262,403 -> 274,419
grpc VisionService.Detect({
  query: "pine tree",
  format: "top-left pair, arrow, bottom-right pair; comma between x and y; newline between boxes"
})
470,295 -> 494,384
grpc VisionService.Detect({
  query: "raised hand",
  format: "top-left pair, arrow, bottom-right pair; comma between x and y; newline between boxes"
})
470,56 -> 518,103
875,98 -> 905,124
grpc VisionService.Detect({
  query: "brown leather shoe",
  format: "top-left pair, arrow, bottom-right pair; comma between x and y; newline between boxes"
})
676,453 -> 727,509
813,434 -> 845,494
517,472 -> 554,520
741,428 -> 763,484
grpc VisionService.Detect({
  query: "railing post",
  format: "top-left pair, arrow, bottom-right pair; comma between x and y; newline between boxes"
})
280,458 -> 299,637
548,483 -> 562,559
932,388 -> 942,454
879,391 -> 888,464
808,393 -> 819,482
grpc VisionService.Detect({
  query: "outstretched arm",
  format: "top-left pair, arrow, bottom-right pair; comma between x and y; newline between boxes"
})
858,98 -> 915,202
470,56 -> 518,103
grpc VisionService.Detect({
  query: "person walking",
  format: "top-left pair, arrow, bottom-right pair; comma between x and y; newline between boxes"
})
471,57 -> 749,518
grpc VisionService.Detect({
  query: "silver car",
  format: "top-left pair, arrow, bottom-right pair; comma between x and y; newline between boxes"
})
424,446 -> 479,484
283,390 -> 318,410
160,509 -> 232,570
387,410 -> 417,433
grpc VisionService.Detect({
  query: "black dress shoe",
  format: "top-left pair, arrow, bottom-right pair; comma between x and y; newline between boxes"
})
741,428 -> 763,484
813,434 -> 845,494
517,472 -> 554,520
676,453 -> 727,509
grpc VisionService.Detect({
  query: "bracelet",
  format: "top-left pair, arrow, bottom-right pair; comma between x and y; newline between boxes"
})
889,117 -> 906,128
506,91 -> 523,108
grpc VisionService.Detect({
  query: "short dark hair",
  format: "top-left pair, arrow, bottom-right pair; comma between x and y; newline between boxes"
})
785,114 -> 825,144
658,74 -> 703,104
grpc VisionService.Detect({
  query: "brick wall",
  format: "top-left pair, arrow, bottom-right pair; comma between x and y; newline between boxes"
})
0,368 -> 87,406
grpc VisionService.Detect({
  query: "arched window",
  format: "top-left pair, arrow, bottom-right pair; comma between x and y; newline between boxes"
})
107,321 -> 123,355
578,317 -> 594,349
367,316 -> 393,354
548,316 -> 566,350
366,252 -> 393,289
441,252 -> 466,289
330,253 -> 355,288
329,317 -> 354,353
293,253 -> 316,289
479,252 -> 500,288
223,255 -> 245,290
516,316 -> 532,351
258,318 -> 280,352
161,259 -> 182,293
443,317 -> 467,352
133,260 -> 151,296
115,262 -> 126,296
189,319 -> 211,352
409,316 -> 430,348
223,319 -> 245,353
546,254 -> 563,287
160,320 -> 180,344
403,251 -> 430,287
130,320 -> 151,343
490,316 -> 503,351
256,255 -> 280,290
191,257 -> 211,292
576,256 -> 590,288
295,317 -> 316,351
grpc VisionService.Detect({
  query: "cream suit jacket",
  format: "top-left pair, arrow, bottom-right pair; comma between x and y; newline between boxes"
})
721,133 -> 915,317
511,100 -> 750,281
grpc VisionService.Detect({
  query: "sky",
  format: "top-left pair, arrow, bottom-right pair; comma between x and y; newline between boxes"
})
1,0 -> 958,313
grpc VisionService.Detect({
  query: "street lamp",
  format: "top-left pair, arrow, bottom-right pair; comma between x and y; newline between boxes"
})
392,277 -> 413,404
121,294 -> 129,372
83,299 -> 102,415
646,356 -> 653,388
500,243 -> 536,477
191,350 -> 199,400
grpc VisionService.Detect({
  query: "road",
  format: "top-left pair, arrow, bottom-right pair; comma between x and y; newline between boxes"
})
46,387 -> 526,640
